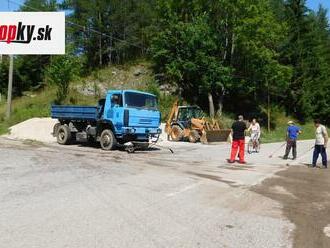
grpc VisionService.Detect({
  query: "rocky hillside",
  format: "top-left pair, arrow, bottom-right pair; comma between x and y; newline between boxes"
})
72,61 -> 156,98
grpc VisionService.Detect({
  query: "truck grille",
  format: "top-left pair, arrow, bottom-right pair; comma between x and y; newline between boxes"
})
139,119 -> 152,124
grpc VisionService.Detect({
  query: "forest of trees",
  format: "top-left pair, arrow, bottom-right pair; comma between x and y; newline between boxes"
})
1,0 -> 330,125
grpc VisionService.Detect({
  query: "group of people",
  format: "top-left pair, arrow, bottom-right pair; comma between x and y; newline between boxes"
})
228,115 -> 260,164
228,115 -> 328,168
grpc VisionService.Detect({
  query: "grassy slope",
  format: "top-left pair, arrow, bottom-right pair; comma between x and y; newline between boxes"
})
0,88 -> 54,134
0,87 -> 97,134
261,122 -> 315,143
260,115 -> 315,143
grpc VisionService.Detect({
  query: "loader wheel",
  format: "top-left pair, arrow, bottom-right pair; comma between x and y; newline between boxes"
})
57,125 -> 71,145
188,130 -> 200,143
100,129 -> 117,150
200,133 -> 208,144
170,125 -> 183,141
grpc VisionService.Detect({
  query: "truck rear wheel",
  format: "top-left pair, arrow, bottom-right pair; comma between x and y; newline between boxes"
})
57,125 -> 72,145
53,123 -> 61,137
87,135 -> 95,145
170,125 -> 183,141
100,129 -> 117,150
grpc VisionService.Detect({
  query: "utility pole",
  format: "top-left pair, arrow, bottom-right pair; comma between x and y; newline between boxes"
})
6,55 -> 14,119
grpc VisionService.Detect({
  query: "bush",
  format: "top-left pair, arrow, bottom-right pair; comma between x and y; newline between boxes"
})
46,55 -> 81,104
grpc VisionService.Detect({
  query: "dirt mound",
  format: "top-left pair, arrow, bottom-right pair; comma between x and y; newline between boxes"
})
5,118 -> 58,143
4,118 -> 168,144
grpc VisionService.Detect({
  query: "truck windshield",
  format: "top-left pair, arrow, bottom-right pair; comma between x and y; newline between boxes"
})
124,92 -> 158,110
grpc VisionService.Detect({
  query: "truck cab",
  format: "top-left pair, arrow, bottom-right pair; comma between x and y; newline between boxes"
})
51,90 -> 161,150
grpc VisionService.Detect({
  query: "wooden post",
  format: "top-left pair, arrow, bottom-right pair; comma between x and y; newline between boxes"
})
6,55 -> 14,119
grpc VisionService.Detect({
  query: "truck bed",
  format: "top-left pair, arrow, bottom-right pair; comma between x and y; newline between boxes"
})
51,105 -> 98,121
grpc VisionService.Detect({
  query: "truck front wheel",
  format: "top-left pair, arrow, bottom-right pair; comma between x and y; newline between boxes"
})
100,129 -> 117,150
57,125 -> 72,145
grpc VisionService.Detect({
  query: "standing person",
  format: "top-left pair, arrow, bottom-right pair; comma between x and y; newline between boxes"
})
247,118 -> 261,143
312,119 -> 328,168
283,121 -> 302,160
228,115 -> 247,164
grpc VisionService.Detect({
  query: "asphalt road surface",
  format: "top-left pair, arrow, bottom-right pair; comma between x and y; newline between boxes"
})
0,137 -> 329,248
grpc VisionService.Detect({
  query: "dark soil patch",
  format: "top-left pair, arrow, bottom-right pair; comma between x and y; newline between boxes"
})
253,166 -> 330,248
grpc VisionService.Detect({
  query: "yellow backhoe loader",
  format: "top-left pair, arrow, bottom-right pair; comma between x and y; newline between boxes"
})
165,100 -> 231,144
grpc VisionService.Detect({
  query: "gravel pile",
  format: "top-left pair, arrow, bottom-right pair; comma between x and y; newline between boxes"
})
5,118 -> 58,143
4,118 -> 168,144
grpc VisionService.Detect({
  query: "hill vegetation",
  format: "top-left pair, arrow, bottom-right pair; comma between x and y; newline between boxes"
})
0,0 -> 329,141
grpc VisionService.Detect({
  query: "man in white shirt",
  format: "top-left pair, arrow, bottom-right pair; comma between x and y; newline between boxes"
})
312,119 -> 328,168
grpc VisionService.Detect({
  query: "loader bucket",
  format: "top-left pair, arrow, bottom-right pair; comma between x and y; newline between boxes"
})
200,129 -> 231,144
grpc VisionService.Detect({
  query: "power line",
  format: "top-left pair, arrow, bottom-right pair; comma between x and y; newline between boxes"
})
8,0 -> 144,49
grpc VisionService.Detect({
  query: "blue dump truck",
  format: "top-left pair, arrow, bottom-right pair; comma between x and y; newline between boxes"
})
51,90 -> 161,151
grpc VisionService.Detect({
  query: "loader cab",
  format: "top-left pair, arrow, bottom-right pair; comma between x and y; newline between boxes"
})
176,106 -> 204,121
175,106 -> 204,129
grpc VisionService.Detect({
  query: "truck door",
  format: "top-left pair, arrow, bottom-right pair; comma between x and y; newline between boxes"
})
107,93 -> 124,131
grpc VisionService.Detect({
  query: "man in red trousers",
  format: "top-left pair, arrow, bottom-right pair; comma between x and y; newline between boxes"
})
228,115 -> 247,164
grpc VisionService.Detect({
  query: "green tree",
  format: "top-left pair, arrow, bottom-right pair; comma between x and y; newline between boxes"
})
46,55 -> 81,103
152,0 -> 291,120
151,16 -> 232,116
12,0 -> 60,96
0,58 -> 9,95
67,0 -> 156,68
297,6 -> 330,123
277,0 -> 330,123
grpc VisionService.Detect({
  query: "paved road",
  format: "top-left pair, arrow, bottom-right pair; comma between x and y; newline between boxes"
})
0,137 -> 328,248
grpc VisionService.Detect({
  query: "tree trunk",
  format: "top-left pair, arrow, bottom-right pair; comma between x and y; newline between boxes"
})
215,85 -> 225,117
230,32 -> 236,65
99,34 -> 102,66
108,37 -> 112,66
217,96 -> 223,117
208,92 -> 215,118
223,16 -> 228,61
6,55 -> 13,119
98,12 -> 102,66
267,79 -> 271,132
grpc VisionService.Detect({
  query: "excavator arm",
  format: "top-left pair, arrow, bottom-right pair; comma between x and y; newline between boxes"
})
165,99 -> 179,136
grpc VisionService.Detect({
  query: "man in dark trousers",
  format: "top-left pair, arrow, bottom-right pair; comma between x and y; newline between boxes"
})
283,121 -> 302,160
229,115 -> 247,164
312,119 -> 328,168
